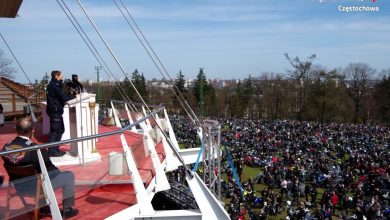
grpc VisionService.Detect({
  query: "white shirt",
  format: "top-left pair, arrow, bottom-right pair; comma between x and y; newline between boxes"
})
18,135 -> 30,141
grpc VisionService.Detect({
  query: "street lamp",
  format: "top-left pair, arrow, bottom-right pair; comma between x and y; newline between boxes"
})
95,66 -> 102,104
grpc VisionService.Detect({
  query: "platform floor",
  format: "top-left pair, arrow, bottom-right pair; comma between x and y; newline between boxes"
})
0,122 -> 165,219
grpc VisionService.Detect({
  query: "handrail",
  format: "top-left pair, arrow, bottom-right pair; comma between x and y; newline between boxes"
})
0,106 -> 165,157
170,184 -> 197,201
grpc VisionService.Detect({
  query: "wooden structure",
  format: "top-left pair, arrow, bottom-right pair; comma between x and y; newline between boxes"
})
0,0 -> 23,18
0,77 -> 45,119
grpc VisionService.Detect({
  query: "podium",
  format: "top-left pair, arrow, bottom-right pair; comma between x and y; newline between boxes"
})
40,93 -> 101,166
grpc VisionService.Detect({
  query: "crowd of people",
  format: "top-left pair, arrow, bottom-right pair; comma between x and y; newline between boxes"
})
170,115 -> 199,148
170,115 -> 390,220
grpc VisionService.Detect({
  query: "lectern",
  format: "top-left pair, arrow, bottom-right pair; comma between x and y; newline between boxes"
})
40,93 -> 101,165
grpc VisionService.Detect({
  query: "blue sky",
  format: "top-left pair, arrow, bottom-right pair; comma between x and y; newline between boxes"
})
1,0 -> 389,83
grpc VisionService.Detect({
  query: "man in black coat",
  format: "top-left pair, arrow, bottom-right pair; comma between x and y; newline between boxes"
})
66,74 -> 83,96
46,70 -> 75,157
2,116 -> 78,218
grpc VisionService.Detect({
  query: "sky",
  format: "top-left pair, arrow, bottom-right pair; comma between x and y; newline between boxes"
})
1,0 -> 389,83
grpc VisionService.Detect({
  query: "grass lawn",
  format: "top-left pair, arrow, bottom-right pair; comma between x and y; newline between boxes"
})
221,125 -> 230,132
179,143 -> 186,149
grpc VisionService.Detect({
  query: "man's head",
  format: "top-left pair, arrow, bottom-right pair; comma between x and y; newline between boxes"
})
16,116 -> 34,138
72,74 -> 79,81
51,70 -> 63,81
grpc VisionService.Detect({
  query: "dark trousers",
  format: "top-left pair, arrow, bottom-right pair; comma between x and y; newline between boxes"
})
14,170 -> 75,209
280,188 -> 287,201
49,170 -> 75,208
48,114 -> 65,154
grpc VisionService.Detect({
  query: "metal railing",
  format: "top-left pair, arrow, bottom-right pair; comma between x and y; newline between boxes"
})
0,106 -> 165,157
110,99 -> 194,180
165,182 -> 198,209
1,105 -> 166,219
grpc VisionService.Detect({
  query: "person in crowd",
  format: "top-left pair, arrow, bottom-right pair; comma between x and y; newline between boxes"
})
1,116 -> 79,218
280,178 -> 288,201
330,191 -> 339,214
0,103 -> 4,126
46,70 -> 75,157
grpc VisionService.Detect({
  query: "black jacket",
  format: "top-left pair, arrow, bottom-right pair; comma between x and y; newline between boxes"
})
2,137 -> 59,181
46,78 -> 74,115
66,79 -> 83,96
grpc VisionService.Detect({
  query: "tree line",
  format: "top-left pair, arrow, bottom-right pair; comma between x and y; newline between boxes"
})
96,54 -> 389,124
167,54 -> 390,124
1,49 -> 389,124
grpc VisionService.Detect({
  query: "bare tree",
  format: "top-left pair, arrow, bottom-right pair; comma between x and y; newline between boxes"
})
285,53 -> 316,121
373,71 -> 390,123
0,49 -> 16,79
342,63 -> 375,123
309,66 -> 340,124
257,73 -> 282,120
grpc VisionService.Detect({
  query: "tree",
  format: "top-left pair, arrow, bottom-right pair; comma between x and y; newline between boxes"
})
231,77 -> 253,117
373,71 -> 390,123
128,69 -> 148,102
242,77 -> 253,108
307,67 -> 342,124
232,81 -> 244,116
285,53 -> 316,121
174,70 -> 186,94
172,70 -> 187,113
34,72 -> 50,92
193,68 -> 215,116
138,73 -> 147,101
111,79 -> 127,101
111,69 -> 148,103
342,63 -> 375,123
41,72 -> 50,85
255,72 -> 291,120
0,49 -> 16,79
252,78 -> 264,119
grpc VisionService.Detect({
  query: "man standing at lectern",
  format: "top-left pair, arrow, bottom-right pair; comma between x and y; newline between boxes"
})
46,71 -> 75,157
